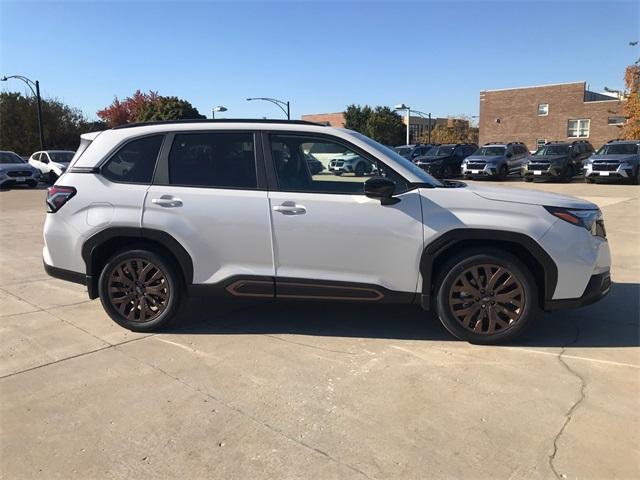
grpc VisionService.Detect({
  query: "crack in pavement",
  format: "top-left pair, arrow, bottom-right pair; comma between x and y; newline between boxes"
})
548,323 -> 587,479
115,345 -> 374,480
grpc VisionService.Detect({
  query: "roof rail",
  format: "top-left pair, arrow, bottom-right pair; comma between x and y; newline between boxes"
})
111,118 -> 326,130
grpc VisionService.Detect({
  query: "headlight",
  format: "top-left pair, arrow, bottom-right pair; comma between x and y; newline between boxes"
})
545,206 -> 606,238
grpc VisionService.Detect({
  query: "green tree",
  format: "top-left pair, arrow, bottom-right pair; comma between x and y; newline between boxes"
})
137,96 -> 205,122
343,104 -> 404,145
365,106 -> 405,146
343,104 -> 373,134
0,92 -> 105,155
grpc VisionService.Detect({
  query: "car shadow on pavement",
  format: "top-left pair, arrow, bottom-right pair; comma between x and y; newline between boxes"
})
168,282 -> 639,348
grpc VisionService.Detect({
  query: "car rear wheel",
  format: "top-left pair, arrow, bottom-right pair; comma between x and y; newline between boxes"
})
354,162 -> 366,177
98,249 -> 183,332
442,165 -> 453,179
47,172 -> 58,185
560,165 -> 573,183
498,165 -> 508,180
434,248 -> 538,344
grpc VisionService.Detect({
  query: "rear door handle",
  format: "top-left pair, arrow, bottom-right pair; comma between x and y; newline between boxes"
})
273,201 -> 306,215
152,195 -> 183,208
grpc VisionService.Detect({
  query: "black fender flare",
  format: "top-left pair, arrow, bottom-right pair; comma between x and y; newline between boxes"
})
418,228 -> 558,309
81,227 -> 194,298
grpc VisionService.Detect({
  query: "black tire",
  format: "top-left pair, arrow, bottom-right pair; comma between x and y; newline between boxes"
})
334,171 -> 343,176
98,249 -> 183,332
354,162 -> 366,177
498,165 -> 508,181
632,167 -> 640,185
48,172 -> 58,185
524,176 -> 533,182
441,165 -> 453,179
434,248 -> 539,344
586,177 -> 596,184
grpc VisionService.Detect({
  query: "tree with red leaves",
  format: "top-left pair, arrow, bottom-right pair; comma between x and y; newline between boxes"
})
97,90 -> 203,127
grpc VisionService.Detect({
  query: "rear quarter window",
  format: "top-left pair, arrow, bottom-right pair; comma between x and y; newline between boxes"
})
102,135 -> 163,184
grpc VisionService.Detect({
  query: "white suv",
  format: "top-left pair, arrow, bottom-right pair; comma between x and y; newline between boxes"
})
43,120 -> 611,344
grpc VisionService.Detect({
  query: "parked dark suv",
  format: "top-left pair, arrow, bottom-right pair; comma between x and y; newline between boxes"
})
523,140 -> 594,182
462,142 -> 530,180
394,144 -> 436,162
414,143 -> 478,178
583,139 -> 640,184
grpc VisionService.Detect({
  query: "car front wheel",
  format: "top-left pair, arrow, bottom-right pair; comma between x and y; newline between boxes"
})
434,248 -> 538,344
98,249 -> 183,332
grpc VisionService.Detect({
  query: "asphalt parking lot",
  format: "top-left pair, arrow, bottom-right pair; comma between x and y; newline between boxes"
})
1,180 -> 638,479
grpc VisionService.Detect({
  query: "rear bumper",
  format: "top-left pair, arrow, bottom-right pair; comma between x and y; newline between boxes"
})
544,270 -> 611,310
43,261 -> 97,299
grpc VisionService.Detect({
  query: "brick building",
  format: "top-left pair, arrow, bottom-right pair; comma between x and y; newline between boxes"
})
479,81 -> 624,151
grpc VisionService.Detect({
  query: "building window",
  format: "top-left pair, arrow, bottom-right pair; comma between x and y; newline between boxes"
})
537,103 -> 549,116
608,116 -> 626,125
567,119 -> 590,138
536,139 -> 546,150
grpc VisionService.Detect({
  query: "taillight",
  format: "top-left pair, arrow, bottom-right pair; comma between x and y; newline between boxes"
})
47,186 -> 76,213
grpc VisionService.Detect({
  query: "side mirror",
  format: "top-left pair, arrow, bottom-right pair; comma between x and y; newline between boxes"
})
506,152 -> 513,158
364,178 -> 400,206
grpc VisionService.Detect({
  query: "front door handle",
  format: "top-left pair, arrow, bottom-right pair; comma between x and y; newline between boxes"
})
152,195 -> 183,208
273,201 -> 306,215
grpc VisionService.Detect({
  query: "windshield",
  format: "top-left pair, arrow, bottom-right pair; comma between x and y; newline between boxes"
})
535,145 -> 569,156
49,151 -> 75,163
347,131 -> 443,187
0,152 -> 26,164
473,146 -> 505,156
596,144 -> 638,155
430,146 -> 455,157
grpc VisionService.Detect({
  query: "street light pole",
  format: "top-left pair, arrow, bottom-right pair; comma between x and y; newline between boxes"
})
394,104 -> 411,145
1,74 -> 45,150
212,105 -> 227,119
246,97 -> 290,120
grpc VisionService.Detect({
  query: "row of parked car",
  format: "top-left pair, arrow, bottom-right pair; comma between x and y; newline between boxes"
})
0,150 -> 75,189
393,139 -> 640,184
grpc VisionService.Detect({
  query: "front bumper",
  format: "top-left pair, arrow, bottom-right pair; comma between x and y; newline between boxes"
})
462,164 -> 499,177
584,163 -> 635,180
523,164 -> 565,179
544,270 -> 611,310
0,173 -> 39,187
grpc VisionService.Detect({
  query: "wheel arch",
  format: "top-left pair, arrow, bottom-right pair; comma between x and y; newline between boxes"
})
419,229 -> 557,310
81,227 -> 193,299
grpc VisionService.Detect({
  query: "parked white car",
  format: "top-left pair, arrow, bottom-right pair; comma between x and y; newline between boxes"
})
43,120 -> 611,344
29,150 -> 75,184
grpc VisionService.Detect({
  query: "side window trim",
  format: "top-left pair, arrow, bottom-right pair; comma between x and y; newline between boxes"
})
261,131 -> 412,195
152,130 -> 266,191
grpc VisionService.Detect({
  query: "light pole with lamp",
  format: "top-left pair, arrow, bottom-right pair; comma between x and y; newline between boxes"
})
212,106 -> 227,119
1,74 -> 45,150
394,103 -> 411,145
246,97 -> 290,120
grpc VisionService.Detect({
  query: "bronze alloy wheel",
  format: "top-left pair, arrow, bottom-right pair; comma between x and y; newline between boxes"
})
448,263 -> 525,335
107,258 -> 170,322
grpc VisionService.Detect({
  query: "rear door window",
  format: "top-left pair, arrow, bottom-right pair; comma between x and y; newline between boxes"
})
102,135 -> 163,184
167,132 -> 257,189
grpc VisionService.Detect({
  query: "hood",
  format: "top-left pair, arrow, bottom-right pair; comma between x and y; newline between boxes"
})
468,184 -> 596,209
465,155 -> 503,163
590,154 -> 638,163
416,155 -> 450,163
0,162 -> 36,172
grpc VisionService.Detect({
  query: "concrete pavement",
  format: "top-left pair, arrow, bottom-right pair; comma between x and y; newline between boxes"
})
1,181 -> 638,479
